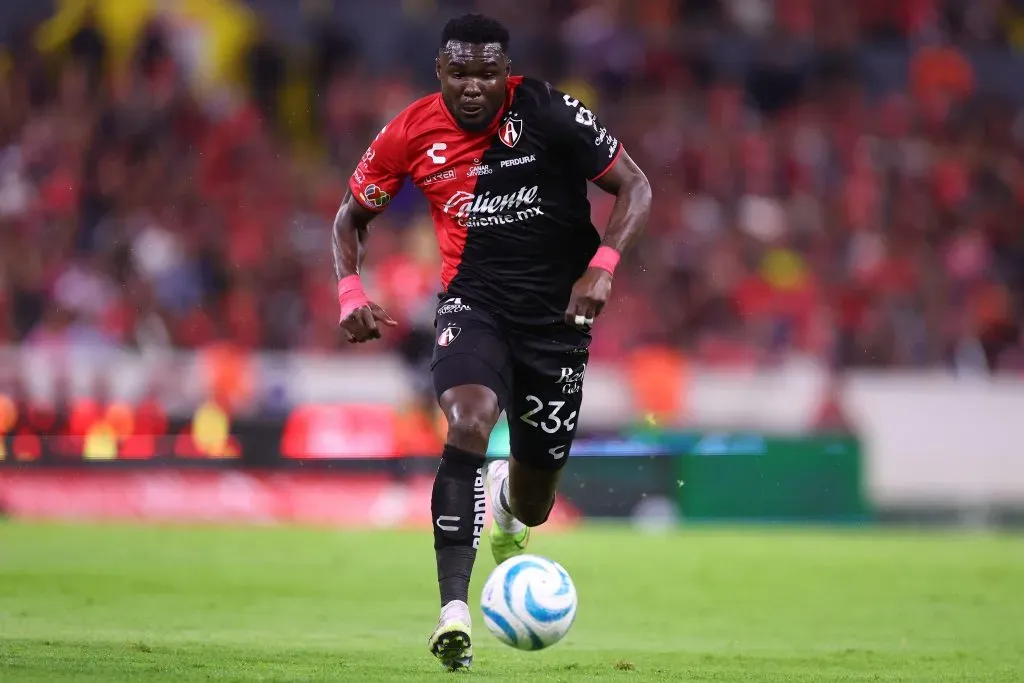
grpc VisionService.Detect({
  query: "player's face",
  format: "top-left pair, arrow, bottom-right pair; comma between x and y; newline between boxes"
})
436,41 -> 509,132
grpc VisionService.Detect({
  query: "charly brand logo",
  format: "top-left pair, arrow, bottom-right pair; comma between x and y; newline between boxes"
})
442,186 -> 542,227
426,142 -> 448,164
501,154 -> 536,168
548,444 -> 567,459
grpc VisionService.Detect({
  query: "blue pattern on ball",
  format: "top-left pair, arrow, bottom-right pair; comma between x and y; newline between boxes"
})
553,566 -> 573,597
481,604 -> 519,646
524,583 -> 574,622
502,560 -> 547,650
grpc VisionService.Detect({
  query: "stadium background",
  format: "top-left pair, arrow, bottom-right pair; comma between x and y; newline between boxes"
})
2,0 -> 1022,526
1,2 -> 1023,681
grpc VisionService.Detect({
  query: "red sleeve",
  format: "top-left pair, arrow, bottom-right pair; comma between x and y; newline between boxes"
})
349,119 -> 410,213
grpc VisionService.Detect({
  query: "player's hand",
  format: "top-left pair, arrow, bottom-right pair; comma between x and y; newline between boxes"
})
565,267 -> 613,331
340,302 -> 398,343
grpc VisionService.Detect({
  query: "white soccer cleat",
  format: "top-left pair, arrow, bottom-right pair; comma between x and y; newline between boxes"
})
428,600 -> 473,671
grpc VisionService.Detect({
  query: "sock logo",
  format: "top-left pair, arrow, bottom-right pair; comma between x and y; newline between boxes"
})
472,468 -> 486,549
435,515 -> 461,532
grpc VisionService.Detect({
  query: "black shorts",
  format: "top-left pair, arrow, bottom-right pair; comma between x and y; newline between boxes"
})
431,295 -> 590,471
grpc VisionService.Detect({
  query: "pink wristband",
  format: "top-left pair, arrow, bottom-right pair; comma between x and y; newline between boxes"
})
588,246 -> 621,275
338,275 -> 370,321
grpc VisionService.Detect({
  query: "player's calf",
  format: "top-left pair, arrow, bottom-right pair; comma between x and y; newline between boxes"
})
431,444 -> 487,604
507,455 -> 562,527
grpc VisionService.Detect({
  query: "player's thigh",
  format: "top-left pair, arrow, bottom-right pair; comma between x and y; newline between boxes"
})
507,342 -> 589,471
431,298 -> 514,418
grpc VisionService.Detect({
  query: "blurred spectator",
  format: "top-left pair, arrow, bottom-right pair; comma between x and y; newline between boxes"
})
0,0 -> 1021,375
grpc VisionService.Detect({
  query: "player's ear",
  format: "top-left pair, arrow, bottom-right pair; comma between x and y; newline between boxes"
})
505,57 -> 511,76
435,56 -> 442,81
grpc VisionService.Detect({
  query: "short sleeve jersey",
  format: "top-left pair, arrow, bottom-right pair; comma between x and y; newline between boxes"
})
349,76 -> 623,325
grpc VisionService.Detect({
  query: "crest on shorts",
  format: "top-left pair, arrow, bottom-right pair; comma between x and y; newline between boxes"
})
498,116 -> 523,148
438,325 -> 461,347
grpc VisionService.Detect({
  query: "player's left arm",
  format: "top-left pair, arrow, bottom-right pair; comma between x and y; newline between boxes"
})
552,90 -> 652,329
568,149 -> 651,326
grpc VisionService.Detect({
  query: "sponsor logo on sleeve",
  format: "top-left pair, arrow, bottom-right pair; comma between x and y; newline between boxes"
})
360,184 -> 391,209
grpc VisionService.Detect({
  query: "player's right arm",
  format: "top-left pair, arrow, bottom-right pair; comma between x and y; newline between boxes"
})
333,121 -> 410,343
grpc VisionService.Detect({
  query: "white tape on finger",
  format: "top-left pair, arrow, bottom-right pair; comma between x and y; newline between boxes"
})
574,314 -> 594,327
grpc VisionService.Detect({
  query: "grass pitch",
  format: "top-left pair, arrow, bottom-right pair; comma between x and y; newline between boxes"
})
0,522 -> 1022,682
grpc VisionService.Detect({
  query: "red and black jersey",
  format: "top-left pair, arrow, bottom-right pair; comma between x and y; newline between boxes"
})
349,76 -> 623,325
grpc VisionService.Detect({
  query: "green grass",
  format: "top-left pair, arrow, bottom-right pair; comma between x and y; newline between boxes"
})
0,522 -> 1022,681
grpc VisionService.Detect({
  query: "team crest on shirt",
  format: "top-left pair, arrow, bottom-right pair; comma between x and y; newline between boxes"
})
360,184 -> 391,208
437,325 -> 461,347
498,116 -> 523,148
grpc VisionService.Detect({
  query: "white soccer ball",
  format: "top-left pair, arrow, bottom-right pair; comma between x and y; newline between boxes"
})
480,554 -> 578,651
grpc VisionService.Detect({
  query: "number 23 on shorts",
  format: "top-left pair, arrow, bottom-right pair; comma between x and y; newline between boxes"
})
519,395 -> 578,435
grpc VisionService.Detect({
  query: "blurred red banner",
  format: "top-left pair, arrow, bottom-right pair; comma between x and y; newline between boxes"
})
0,470 -> 580,529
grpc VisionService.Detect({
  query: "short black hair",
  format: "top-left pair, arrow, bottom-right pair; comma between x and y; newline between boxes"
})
440,14 -> 510,53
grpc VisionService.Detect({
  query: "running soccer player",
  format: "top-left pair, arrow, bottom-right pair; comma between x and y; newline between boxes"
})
332,14 -> 651,670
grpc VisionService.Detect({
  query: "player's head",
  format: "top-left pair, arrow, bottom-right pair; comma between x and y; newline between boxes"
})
436,14 -> 511,132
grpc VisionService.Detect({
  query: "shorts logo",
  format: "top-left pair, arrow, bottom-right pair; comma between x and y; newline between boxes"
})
360,184 -> 391,209
423,168 -> 456,186
437,297 -> 471,316
499,116 -> 523,148
437,325 -> 461,347
557,364 -> 586,395
548,445 -> 567,459
501,155 -> 536,168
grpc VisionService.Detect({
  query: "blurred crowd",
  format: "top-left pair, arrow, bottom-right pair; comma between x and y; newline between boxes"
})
1,0 -> 1024,374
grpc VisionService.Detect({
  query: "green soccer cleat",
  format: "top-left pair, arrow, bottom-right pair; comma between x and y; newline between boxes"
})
485,459 -> 531,565
489,523 -> 530,566
428,601 -> 473,671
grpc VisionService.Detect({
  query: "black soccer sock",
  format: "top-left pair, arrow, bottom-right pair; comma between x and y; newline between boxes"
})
432,444 -> 487,606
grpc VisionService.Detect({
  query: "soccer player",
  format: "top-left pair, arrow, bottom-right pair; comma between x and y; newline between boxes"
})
332,14 -> 651,670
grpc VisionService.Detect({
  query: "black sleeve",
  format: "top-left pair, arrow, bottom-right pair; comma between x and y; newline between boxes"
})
544,87 -> 623,181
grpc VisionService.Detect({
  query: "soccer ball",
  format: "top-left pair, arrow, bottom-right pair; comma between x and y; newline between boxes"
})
480,554 -> 578,651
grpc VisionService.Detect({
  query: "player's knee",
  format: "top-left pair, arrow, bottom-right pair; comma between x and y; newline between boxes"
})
440,385 -> 501,454
445,408 -> 499,454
